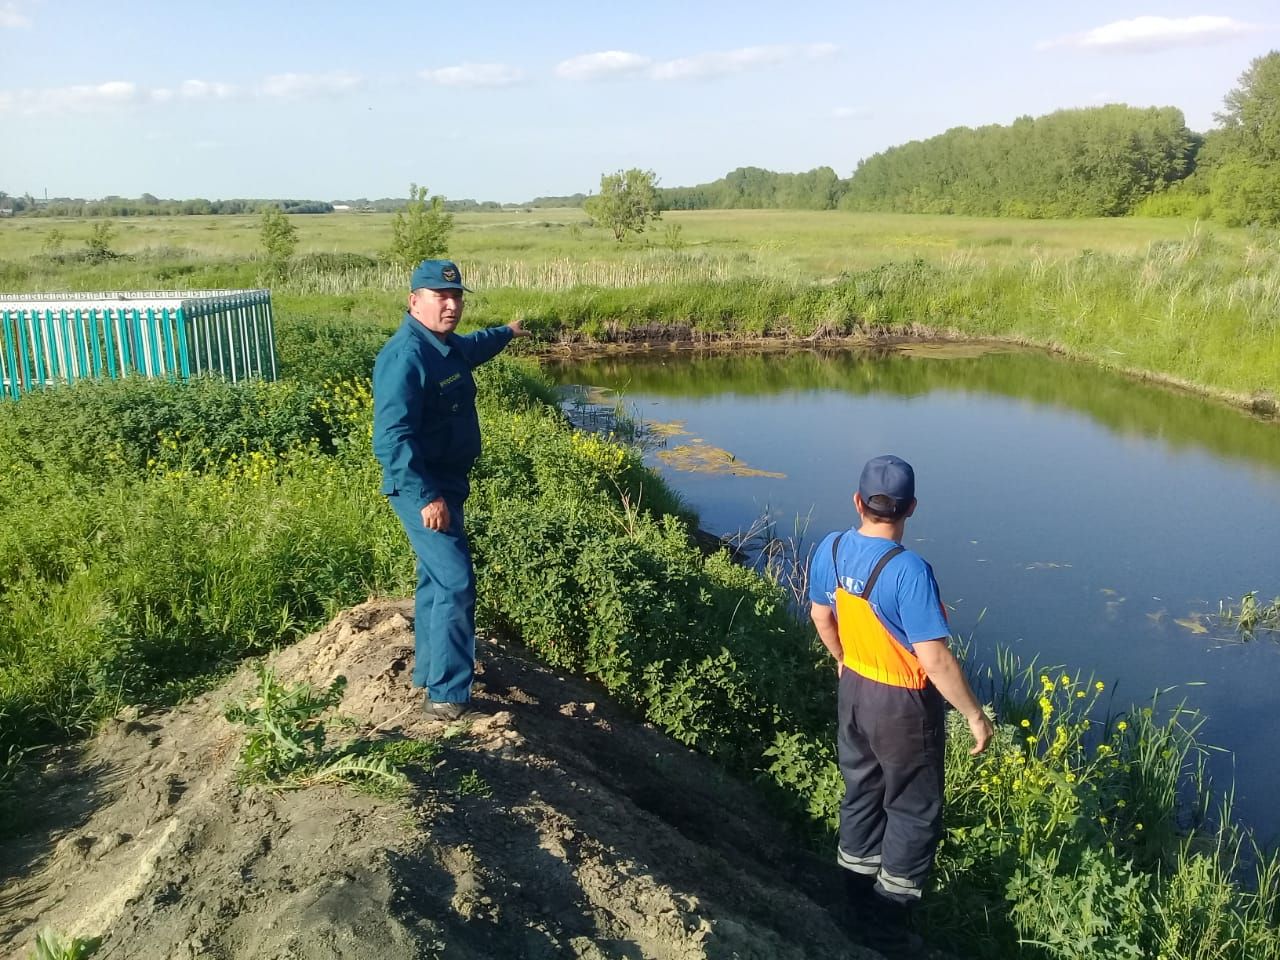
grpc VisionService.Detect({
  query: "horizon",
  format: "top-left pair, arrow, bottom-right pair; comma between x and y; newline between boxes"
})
1,1 -> 1276,202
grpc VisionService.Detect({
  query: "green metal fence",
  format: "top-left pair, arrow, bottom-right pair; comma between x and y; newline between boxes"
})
0,289 -> 277,399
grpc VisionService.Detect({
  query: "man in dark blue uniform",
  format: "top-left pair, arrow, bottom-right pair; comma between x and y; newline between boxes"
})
372,259 -> 528,721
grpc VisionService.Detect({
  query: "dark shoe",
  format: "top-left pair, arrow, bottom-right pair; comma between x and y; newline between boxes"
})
841,870 -> 878,940
424,698 -> 481,722
863,896 -> 926,959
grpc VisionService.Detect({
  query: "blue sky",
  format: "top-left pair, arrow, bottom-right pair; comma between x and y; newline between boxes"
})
1,1 -> 1276,201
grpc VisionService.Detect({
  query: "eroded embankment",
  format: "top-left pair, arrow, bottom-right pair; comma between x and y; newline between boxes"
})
0,600 -> 879,960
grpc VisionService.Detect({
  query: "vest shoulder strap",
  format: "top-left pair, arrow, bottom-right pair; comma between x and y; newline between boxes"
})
860,545 -> 905,599
831,535 -> 905,600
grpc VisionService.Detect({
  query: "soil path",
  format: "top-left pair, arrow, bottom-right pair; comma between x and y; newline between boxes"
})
1,600 -> 882,959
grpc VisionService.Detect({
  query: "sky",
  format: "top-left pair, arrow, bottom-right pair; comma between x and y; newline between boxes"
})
1,1 -> 1277,202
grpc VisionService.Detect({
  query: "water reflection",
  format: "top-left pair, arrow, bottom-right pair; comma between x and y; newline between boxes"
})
547,345 -> 1280,838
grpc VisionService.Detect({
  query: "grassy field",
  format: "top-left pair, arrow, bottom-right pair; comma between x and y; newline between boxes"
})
4,208 -> 1277,405
3,209 -> 1279,957
0,206 -> 1235,270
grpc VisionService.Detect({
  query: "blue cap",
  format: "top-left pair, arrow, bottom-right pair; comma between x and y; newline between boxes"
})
859,455 -> 915,517
410,259 -> 471,292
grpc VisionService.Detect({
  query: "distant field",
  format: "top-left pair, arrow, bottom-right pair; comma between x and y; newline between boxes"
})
1,208 -> 1275,401
0,208 -> 1231,279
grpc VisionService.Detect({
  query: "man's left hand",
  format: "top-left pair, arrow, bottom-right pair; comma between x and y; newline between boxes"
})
507,319 -> 533,338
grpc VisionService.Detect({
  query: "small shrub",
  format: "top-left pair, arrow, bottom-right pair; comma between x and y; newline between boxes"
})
83,221 -> 118,262
224,661 -> 403,793
456,769 -> 491,797
388,183 -> 453,268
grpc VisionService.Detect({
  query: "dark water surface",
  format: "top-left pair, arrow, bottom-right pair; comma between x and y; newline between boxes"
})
546,345 -> 1280,838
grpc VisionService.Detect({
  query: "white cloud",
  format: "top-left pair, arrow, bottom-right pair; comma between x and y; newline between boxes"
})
831,106 -> 868,120
0,80 -> 142,114
651,45 -> 788,80
0,70 -> 361,115
180,79 -> 238,100
422,63 -> 524,88
557,43 -> 838,83
554,51 -> 651,81
1041,16 -> 1259,52
259,71 -> 362,99
0,2 -> 31,28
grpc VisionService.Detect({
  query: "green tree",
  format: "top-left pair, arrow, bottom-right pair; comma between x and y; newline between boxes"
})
259,205 -> 299,271
1205,51 -> 1280,225
839,105 -> 1196,218
584,169 -> 662,241
84,221 -> 116,261
388,182 -> 453,267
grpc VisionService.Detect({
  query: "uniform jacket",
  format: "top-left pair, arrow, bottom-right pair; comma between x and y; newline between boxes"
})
372,314 -> 514,510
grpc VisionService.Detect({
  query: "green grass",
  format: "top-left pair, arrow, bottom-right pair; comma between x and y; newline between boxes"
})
0,351 -> 1275,958
1,210 -> 1278,957
4,209 -> 1277,403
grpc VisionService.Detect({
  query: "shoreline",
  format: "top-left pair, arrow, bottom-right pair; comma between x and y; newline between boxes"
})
529,326 -> 1280,422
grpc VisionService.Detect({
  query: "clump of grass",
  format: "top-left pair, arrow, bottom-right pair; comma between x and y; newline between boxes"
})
28,929 -> 101,960
921,654 -> 1280,959
456,769 -> 492,798
1218,591 -> 1280,637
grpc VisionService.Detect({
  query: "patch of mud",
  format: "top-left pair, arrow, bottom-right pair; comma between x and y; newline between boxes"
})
889,341 -> 1016,360
1,601 -> 877,960
657,445 -> 786,479
644,420 -> 689,439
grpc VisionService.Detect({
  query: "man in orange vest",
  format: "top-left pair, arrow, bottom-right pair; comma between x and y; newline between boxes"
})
808,455 -> 993,957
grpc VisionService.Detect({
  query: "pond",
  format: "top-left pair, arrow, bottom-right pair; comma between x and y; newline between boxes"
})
546,344 -> 1280,839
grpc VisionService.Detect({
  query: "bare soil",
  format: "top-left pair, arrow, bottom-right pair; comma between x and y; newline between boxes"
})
1,600 -> 880,960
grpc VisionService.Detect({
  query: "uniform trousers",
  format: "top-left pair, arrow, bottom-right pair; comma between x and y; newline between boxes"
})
388,493 -> 476,704
836,667 -> 946,904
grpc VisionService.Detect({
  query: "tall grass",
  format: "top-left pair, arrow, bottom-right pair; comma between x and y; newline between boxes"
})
4,210 -> 1278,400
1,212 -> 1278,955
1,351 -> 1276,957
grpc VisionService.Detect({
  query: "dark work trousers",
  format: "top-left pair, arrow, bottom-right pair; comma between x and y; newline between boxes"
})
836,667 -> 946,905
388,493 -> 476,704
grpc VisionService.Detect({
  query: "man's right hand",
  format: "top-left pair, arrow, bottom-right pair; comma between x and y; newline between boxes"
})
421,498 -> 451,532
967,711 -> 994,756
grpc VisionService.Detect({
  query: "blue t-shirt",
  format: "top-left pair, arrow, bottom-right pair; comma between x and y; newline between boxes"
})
808,530 -> 950,653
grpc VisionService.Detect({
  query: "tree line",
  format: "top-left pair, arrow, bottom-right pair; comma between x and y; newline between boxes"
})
651,50 -> 1280,225
832,50 -> 1280,224
660,166 -> 848,211
5,51 -> 1278,225
0,195 -> 335,217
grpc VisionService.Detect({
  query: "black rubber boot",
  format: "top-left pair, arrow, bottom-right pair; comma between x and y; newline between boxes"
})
841,870 -> 879,942
862,895 -> 926,959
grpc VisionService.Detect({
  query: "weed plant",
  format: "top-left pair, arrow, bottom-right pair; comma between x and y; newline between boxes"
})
1218,591 -> 1280,637
27,929 -> 101,960
224,661 -> 403,793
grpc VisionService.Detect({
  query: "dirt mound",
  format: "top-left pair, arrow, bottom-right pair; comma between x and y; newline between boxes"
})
1,600 -> 878,959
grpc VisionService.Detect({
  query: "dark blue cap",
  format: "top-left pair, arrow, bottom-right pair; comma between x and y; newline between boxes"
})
410,259 -> 471,292
859,455 -> 915,517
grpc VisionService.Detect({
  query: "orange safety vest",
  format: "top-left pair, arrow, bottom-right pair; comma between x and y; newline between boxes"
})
832,537 -> 931,690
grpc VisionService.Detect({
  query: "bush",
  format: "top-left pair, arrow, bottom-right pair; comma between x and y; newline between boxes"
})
0,377 -> 337,480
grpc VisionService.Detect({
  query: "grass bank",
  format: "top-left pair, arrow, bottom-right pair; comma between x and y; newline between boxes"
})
2,344 -> 1277,957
